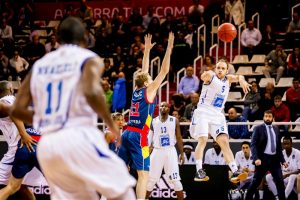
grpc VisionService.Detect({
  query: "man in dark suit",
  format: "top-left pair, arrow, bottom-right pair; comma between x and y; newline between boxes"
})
245,110 -> 287,200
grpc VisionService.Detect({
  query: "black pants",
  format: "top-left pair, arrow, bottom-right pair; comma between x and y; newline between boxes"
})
245,154 -> 286,200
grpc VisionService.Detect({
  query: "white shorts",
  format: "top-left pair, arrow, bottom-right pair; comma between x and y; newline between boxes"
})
149,147 -> 181,182
190,106 -> 228,140
37,126 -> 136,200
0,146 -> 17,185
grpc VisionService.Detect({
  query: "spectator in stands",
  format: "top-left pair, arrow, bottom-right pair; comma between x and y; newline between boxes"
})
102,80 -> 113,111
143,5 -> 159,30
130,35 -> 145,56
228,107 -> 249,139
98,14 -> 112,34
113,46 -> 128,69
161,14 -> 176,39
112,72 -> 127,112
45,34 -> 60,53
287,47 -> 300,78
204,140 -> 226,166
224,0 -> 245,26
287,11 -> 300,33
0,1 -> 14,24
183,92 -> 199,121
261,24 -> 276,55
263,44 -> 287,85
181,143 -> 196,165
242,81 -> 261,121
128,7 -> 143,32
9,49 -> 29,81
23,34 -> 46,67
172,109 -> 189,139
286,78 -> 300,122
62,4 -> 76,20
235,141 -> 255,189
85,29 -> 95,50
15,4 -> 33,34
76,0 -> 94,27
171,32 -> 193,81
200,55 -> 215,75
146,17 -> 161,40
0,49 -> 9,80
94,27 -> 112,57
259,82 -> 279,113
170,94 -> 186,117
178,66 -> 199,102
102,58 -> 114,83
241,20 -> 262,60
188,0 -> 205,27
266,136 -> 300,200
271,95 -> 291,135
112,14 -> 129,46
0,19 -> 13,43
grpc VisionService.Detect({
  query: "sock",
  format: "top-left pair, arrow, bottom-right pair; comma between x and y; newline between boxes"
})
298,193 -> 300,200
228,161 -> 238,173
259,190 -> 264,199
195,159 -> 202,171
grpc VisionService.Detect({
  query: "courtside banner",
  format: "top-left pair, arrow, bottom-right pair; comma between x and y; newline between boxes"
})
33,0 -> 209,21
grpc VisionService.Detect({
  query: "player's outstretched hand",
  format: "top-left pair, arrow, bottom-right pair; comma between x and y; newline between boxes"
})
20,132 -> 37,152
241,81 -> 251,94
167,32 -> 174,50
144,34 -> 156,51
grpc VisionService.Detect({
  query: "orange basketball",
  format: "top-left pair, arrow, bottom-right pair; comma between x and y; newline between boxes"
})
218,23 -> 237,43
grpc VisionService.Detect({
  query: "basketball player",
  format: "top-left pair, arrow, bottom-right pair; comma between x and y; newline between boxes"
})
190,59 -> 251,182
10,17 -> 136,200
146,102 -> 184,200
0,81 -> 37,200
105,112 -> 124,153
266,136 -> 300,199
118,32 -> 174,199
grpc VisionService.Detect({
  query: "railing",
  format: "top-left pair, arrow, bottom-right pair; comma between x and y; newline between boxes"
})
292,3 -> 300,16
193,55 -> 203,76
197,24 -> 206,57
176,68 -> 186,93
238,22 -> 246,55
132,68 -> 141,90
158,81 -> 169,105
211,14 -> 220,47
251,12 -> 260,30
150,56 -> 161,78
209,44 -> 219,63
222,41 -> 234,62
122,109 -> 130,118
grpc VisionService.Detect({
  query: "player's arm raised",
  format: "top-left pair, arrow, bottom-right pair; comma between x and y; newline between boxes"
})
147,32 -> 174,102
82,57 -> 119,137
141,34 -> 156,73
11,72 -> 34,124
175,118 -> 184,165
227,74 -> 251,94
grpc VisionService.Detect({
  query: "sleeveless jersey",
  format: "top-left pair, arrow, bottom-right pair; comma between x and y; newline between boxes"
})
198,72 -> 230,111
0,95 -> 20,148
30,45 -> 99,134
127,87 -> 156,130
151,115 -> 176,148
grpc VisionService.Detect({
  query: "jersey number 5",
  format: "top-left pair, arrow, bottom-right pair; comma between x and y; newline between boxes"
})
45,81 -> 63,114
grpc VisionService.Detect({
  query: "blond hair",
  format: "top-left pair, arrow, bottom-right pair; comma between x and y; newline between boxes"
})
135,72 -> 149,88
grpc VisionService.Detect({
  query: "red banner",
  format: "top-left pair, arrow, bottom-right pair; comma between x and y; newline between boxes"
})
33,0 -> 210,21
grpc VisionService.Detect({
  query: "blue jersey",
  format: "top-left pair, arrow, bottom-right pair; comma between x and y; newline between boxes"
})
127,87 -> 156,129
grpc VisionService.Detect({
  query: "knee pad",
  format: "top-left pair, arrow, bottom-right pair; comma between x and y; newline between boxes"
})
172,180 -> 183,191
147,178 -> 157,192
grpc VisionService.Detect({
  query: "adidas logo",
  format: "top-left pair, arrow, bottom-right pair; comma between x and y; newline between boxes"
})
27,185 -> 51,195
151,174 -> 187,199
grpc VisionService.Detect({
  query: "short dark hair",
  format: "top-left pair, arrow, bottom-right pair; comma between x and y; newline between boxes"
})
58,17 -> 85,45
241,141 -> 250,147
264,110 -> 273,116
283,136 -> 293,143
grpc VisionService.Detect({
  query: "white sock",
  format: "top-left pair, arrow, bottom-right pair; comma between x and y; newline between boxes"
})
228,161 -> 238,173
286,175 -> 297,198
298,193 -> 300,200
195,159 -> 202,171
259,190 -> 264,199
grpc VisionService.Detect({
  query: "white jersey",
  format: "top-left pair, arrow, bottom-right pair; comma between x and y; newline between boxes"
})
151,115 -> 177,148
0,95 -> 20,149
204,148 -> 226,165
198,72 -> 230,111
282,148 -> 300,174
30,45 -> 99,134
235,150 -> 255,172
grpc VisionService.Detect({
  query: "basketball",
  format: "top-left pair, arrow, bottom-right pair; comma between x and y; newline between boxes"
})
218,23 -> 237,43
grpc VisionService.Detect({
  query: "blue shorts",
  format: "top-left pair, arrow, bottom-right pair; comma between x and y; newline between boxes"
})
12,141 -> 40,179
118,130 -> 150,171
